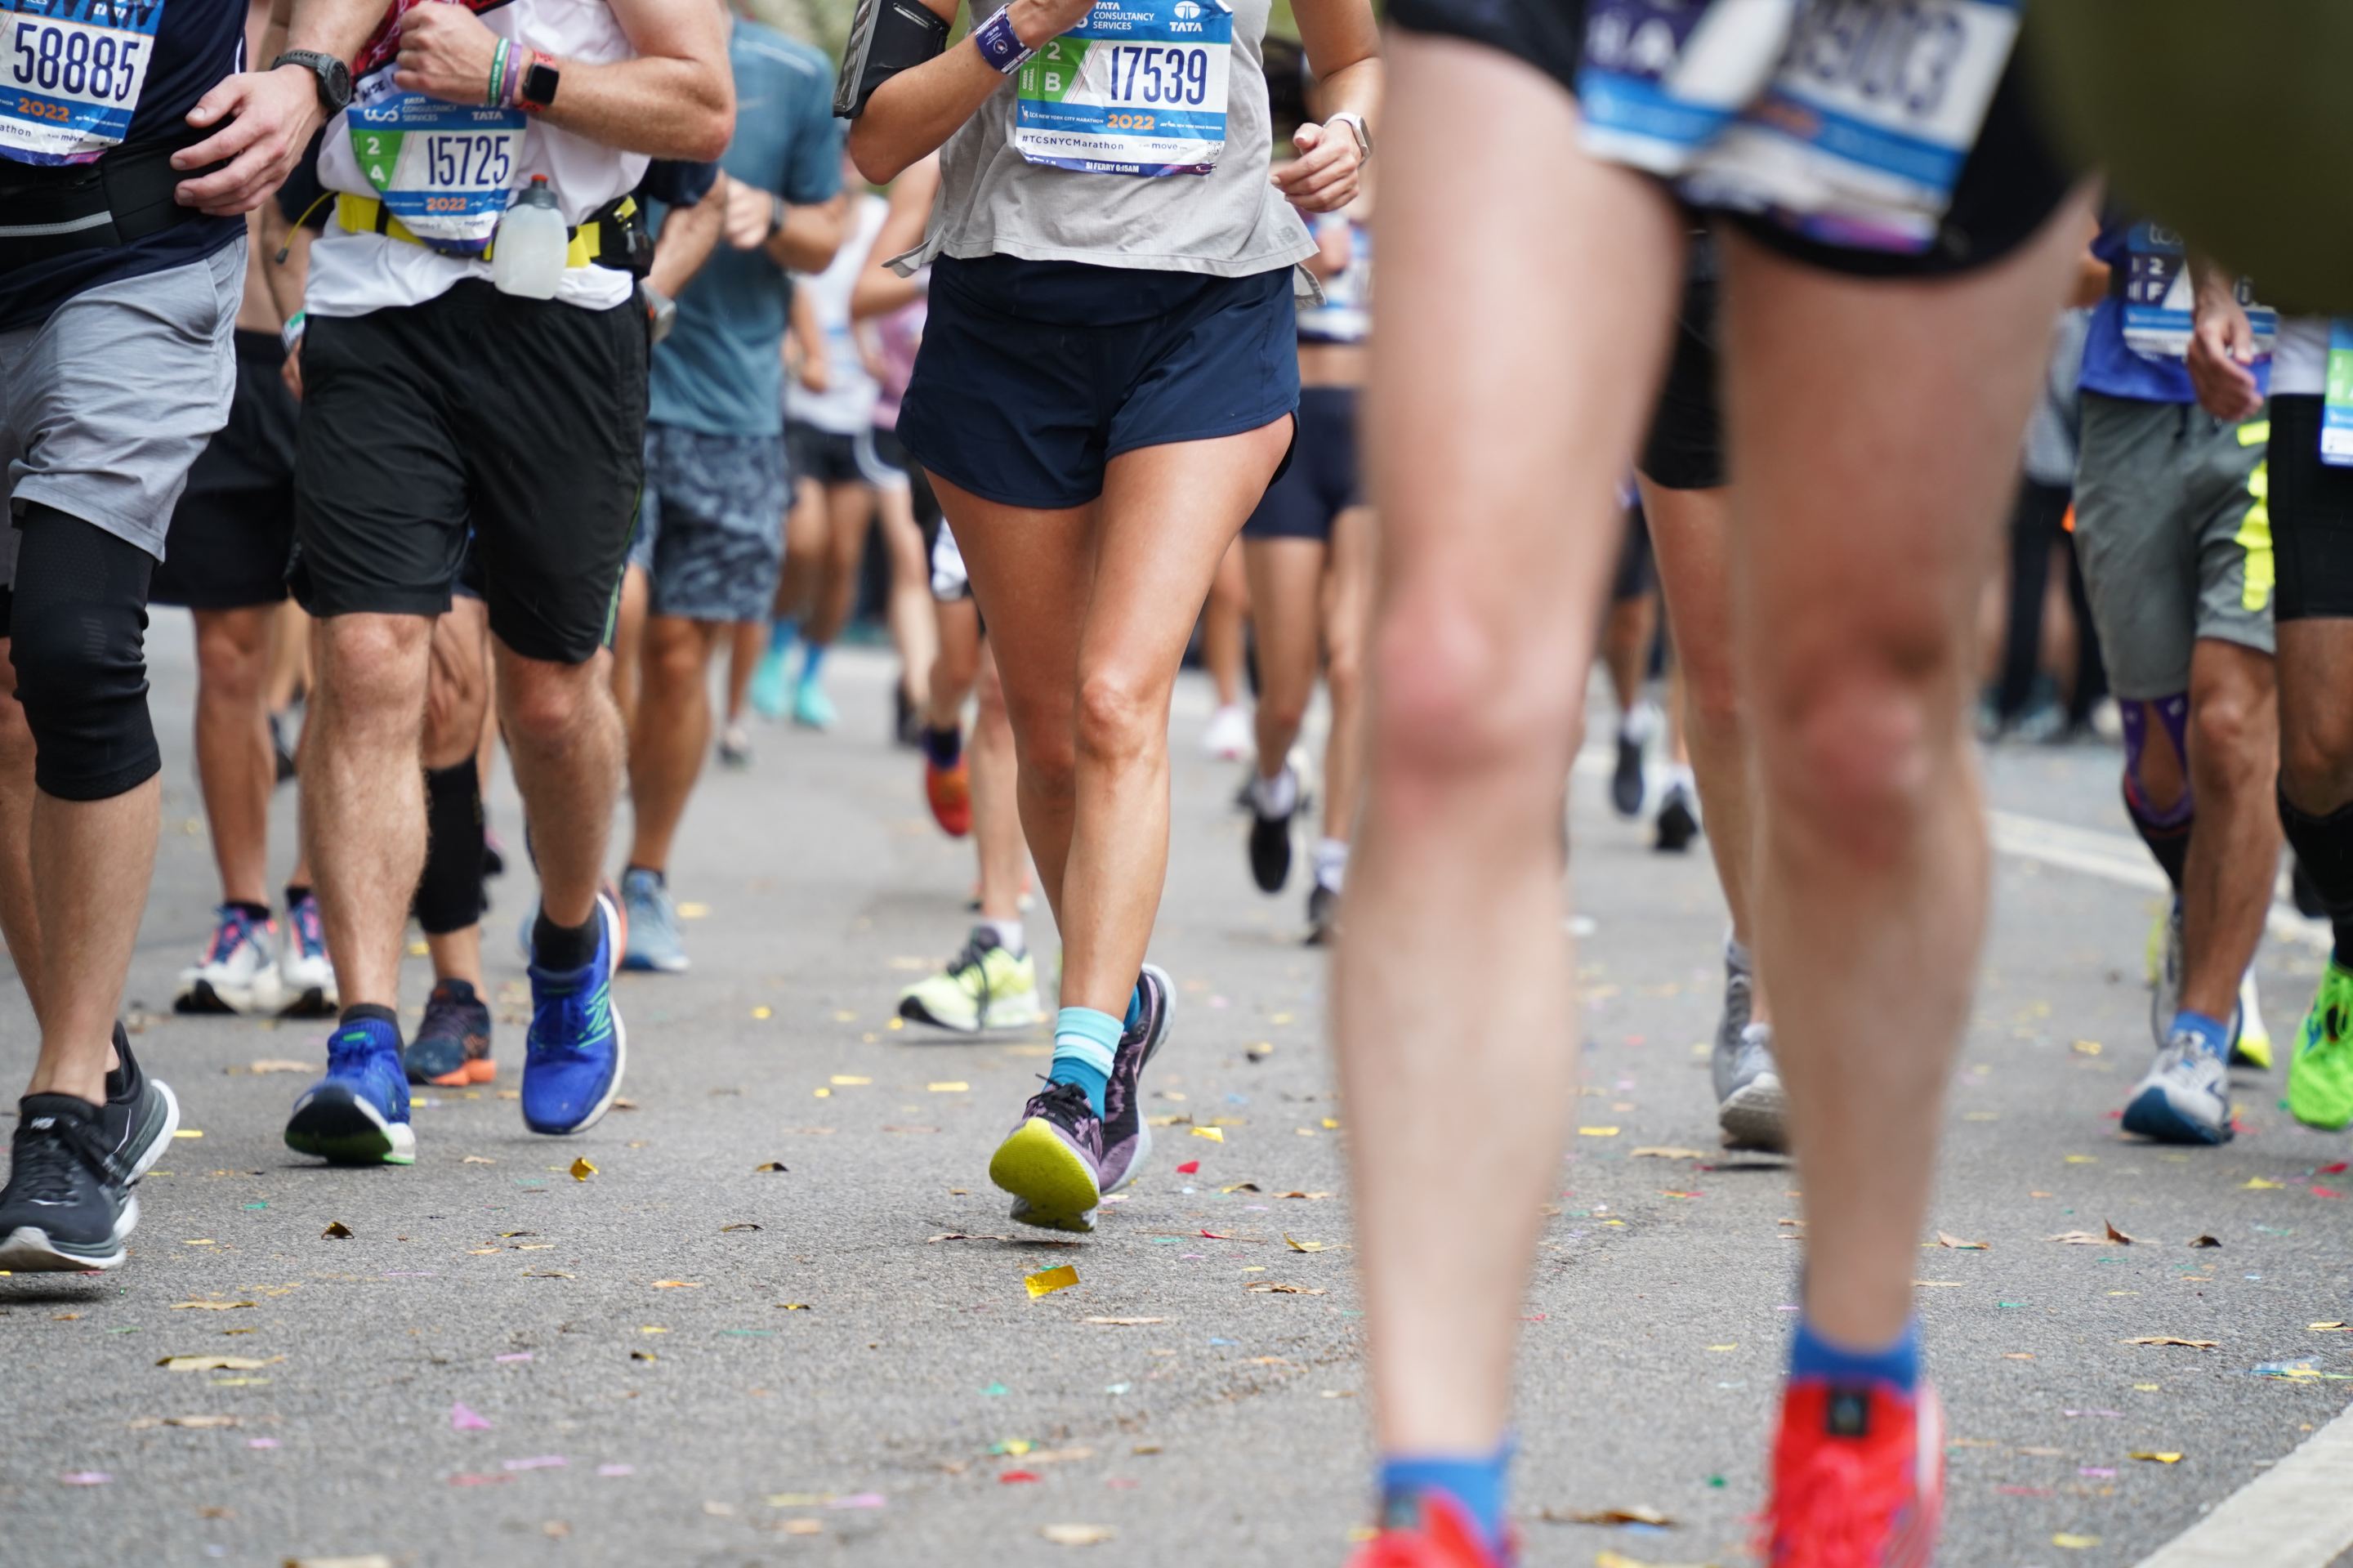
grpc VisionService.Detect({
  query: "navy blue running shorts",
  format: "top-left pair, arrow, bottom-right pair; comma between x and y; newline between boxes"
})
1244,386 -> 1361,542
898,255 -> 1301,511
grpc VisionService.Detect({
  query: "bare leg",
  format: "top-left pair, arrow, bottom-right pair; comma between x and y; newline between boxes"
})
972,641 -> 1025,923
1600,583 -> 1656,719
876,482 -> 936,714
497,641 -> 623,930
301,614 -> 434,1010
25,780 -> 159,1102
1319,505 -> 1376,854
1721,196 -> 2092,1351
626,616 -> 726,874
2279,621 -> 2353,816
0,645 -> 43,1021
930,596 -> 982,728
422,598 -> 492,991
263,600 -> 310,715
723,621 -> 761,727
609,563 -> 649,735
807,482 -> 877,648
1243,537 -> 1327,783
776,478 -> 825,623
1203,538 -> 1249,710
1337,33 -> 1682,1459
190,606 -> 275,908
2177,639 -> 2279,1019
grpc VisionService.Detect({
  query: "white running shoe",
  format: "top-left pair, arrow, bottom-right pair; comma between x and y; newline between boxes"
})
175,905 -> 284,1015
277,892 -> 338,1016
1203,704 -> 1252,762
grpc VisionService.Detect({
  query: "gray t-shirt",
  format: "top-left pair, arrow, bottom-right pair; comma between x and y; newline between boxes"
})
902,0 -> 1316,277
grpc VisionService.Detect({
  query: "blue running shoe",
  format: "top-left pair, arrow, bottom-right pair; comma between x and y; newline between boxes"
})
521,891 -> 627,1136
749,647 -> 791,721
792,672 -> 838,731
285,1016 -> 414,1165
620,867 -> 689,973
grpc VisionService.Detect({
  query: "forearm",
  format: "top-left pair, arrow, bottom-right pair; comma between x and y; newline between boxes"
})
531,56 -> 732,162
648,191 -> 725,297
851,266 -> 922,319
2188,252 -> 2239,317
1314,56 -> 1381,132
285,0 -> 390,71
849,0 -> 1077,185
766,200 -> 846,275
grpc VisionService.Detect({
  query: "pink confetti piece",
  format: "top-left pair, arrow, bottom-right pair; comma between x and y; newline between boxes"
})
596,1463 -> 635,1478
495,1351 -> 534,1363
502,1455 -> 567,1471
2080,1467 -> 2117,1479
247,1439 -> 279,1450
451,1402 -> 493,1432
59,1472 -> 110,1485
449,1472 -> 511,1486
827,1492 -> 886,1510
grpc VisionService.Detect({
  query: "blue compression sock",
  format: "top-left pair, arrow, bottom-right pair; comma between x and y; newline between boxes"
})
1790,1315 -> 1920,1392
2171,1008 -> 2232,1062
1379,1444 -> 1511,1552
766,617 -> 797,656
1123,982 -> 1143,1032
799,642 -> 828,684
1051,1007 -> 1121,1117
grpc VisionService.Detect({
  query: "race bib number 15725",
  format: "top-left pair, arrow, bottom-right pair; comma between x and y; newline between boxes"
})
2,0 -> 159,166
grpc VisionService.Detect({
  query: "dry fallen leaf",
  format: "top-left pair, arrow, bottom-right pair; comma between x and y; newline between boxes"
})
1247,1283 -> 1325,1295
1082,1317 -> 1163,1325
1936,1233 -> 1989,1250
2188,1235 -> 2221,1249
171,1301 -> 255,1311
1040,1524 -> 1115,1548
928,1233 -> 1016,1244
1543,1504 -> 1676,1527
1630,1147 -> 1708,1159
651,1280 -> 701,1289
128,1414 -> 240,1430
157,1356 -> 283,1373
283,1557 -> 395,1568
462,1155 -> 497,1165
2128,1451 -> 2184,1464
2105,1220 -> 2140,1244
754,1161 -> 789,1173
2123,1338 -> 2220,1350
242,1059 -> 316,1075
2047,1231 -> 2114,1245
720,1223 -> 762,1233
320,1222 -> 354,1239
1284,1235 -> 1331,1253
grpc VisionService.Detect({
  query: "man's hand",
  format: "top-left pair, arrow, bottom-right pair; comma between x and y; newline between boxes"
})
1272,120 -> 1362,215
394,0 -> 503,105
173,64 -> 324,215
721,176 -> 774,252
1007,0 -> 1096,48
797,347 -> 830,395
282,337 -> 306,401
2187,266 -> 2265,423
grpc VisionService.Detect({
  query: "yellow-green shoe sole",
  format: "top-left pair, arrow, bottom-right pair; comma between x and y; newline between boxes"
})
989,1118 -> 1101,1221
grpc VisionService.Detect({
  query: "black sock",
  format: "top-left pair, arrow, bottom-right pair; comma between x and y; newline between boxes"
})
532,912 -> 597,972
105,1022 -> 136,1102
227,899 -> 272,924
923,724 -> 962,770
339,1001 -> 401,1037
2124,780 -> 2192,891
284,882 -> 313,911
2280,787 -> 2353,967
414,758 -> 486,935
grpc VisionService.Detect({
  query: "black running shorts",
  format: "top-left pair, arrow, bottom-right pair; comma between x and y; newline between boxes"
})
154,330 -> 297,610
1639,268 -> 1726,493
290,283 -> 648,665
2270,396 -> 2353,623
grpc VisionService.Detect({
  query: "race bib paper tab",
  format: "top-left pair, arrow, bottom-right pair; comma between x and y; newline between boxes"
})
2119,222 -> 2276,363
1013,0 -> 1231,177
349,90 -> 525,258
1580,0 -> 2020,254
1,0 -> 159,166
2323,319 -> 2353,469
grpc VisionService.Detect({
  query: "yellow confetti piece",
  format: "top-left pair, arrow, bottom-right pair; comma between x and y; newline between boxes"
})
2245,1177 -> 2285,1190
1191,1127 -> 1224,1143
1707,1343 -> 1737,1352
887,1017 -> 905,1030
813,1088 -> 832,1098
2134,1383 -> 2161,1392
172,1129 -> 204,1140
2071,1039 -> 2103,1056
1040,1524 -> 1115,1548
832,1011 -> 859,1024
2129,1451 -> 2183,1464
569,1158 -> 596,1181
1284,1235 -> 1329,1253
2052,1534 -> 2101,1550
831,1075 -> 872,1087
640,1325 -> 668,1334
676,902 -> 711,919
1270,1013 -> 1293,1025
652,1280 -> 701,1289
1578,1127 -> 1621,1137
1322,1118 -> 1340,1130
929,1082 -> 971,1093
2064,1155 -> 2097,1164
751,1006 -> 772,1021
182,1239 -> 216,1247
1026,1265 -> 1079,1299
409,940 -> 431,957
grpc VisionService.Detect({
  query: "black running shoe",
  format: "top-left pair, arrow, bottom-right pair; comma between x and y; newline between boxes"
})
894,684 -> 922,749
0,1065 -> 176,1272
1654,783 -> 1700,853
269,710 -> 297,787
406,979 -> 495,1086
100,1029 -> 179,1181
1249,805 -> 1294,893
1306,882 -> 1340,947
1097,963 -> 1172,1193
1611,729 -> 1647,818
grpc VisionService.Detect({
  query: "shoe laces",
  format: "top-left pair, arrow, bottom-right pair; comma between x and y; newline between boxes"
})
531,973 -> 610,1057
420,984 -> 485,1045
205,907 -> 260,964
290,898 -> 325,957
1025,1078 -> 1098,1131
11,1113 -> 118,1203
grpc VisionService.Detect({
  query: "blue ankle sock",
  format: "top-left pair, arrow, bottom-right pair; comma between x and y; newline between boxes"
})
1051,1007 -> 1121,1117
766,618 -> 797,656
1790,1316 -> 1920,1392
1379,1444 -> 1511,1551
2170,1008 -> 2231,1062
922,724 -> 963,770
799,642 -> 828,684
1123,981 -> 1143,1033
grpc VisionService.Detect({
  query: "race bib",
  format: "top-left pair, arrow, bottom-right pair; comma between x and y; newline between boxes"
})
348,90 -> 525,257
1013,0 -> 1230,177
1,0 -> 159,166
2323,319 -> 2353,469
1581,0 -> 2020,253
2118,221 -> 2275,362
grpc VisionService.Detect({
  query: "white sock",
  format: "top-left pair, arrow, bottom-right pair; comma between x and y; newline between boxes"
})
1619,700 -> 1659,745
1726,933 -> 1752,977
1251,765 -> 1300,818
982,918 -> 1025,957
1313,838 -> 1350,891
1665,762 -> 1695,793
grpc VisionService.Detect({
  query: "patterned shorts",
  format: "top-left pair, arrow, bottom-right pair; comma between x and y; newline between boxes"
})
632,424 -> 791,623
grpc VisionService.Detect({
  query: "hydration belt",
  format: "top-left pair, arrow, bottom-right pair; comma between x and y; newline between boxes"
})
333,191 -> 651,275
0,131 -> 221,273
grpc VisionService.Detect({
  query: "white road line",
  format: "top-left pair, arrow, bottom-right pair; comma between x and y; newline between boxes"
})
1989,808 -> 2328,952
2131,1400 -> 2353,1568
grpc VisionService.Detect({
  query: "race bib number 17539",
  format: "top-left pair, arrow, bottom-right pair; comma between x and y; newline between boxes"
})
1014,0 -> 1232,177
2,0 -> 159,166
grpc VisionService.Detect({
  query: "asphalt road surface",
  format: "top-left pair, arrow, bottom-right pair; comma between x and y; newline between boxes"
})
2,628 -> 2349,1568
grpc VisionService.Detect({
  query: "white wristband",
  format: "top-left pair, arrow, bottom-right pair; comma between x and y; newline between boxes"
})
280,310 -> 308,351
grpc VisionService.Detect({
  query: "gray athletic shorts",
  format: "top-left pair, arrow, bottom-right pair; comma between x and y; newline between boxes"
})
630,423 -> 789,623
2073,391 -> 2275,701
0,241 -> 243,586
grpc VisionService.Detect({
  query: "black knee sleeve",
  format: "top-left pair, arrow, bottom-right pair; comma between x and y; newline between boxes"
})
413,757 -> 486,935
7,504 -> 159,802
2281,786 -> 2353,964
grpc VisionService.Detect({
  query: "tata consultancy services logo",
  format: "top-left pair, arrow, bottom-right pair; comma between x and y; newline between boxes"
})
1172,2 -> 1202,17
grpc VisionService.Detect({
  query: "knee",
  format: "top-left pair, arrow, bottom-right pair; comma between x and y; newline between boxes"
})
502,664 -> 598,749
1752,623 -> 1958,867
318,616 -> 431,716
1365,592 -> 1578,795
2187,683 -> 2272,789
641,623 -> 708,695
1074,666 -> 1164,771
194,614 -> 268,704
2283,716 -> 2353,808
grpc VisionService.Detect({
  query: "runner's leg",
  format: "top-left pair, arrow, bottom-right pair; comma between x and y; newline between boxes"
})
498,643 -> 623,933
1243,535 -> 1324,891
627,615 -> 728,874
1316,503 -> 1375,893
0,642 -> 38,1021
2177,639 -> 2279,1024
190,606 -> 276,909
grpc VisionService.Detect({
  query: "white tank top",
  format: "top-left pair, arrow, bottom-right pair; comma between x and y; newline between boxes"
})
306,0 -> 647,317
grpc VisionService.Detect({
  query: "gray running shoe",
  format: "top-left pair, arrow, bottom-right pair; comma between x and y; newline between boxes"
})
620,867 -> 689,973
2122,1030 -> 2233,1146
1711,949 -> 1756,1099
1717,1024 -> 1788,1152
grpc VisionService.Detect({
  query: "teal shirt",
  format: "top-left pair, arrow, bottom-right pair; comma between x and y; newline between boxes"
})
649,24 -> 844,438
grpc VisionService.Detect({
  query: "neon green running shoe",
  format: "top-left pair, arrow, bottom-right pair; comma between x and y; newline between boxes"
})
2288,960 -> 2353,1130
2233,966 -> 2272,1071
897,930 -> 1043,1034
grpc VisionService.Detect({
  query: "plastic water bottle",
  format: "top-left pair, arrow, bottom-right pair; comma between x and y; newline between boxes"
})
492,175 -> 566,300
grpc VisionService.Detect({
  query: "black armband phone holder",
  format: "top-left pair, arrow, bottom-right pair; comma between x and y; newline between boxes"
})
836,0 -> 951,118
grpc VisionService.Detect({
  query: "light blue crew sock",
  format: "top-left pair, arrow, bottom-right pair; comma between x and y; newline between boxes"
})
1051,1007 -> 1121,1117
1379,1441 -> 1511,1552
2171,1008 -> 2231,1062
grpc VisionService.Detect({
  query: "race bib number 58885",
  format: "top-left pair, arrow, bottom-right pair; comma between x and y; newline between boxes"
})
1014,0 -> 1232,177
2,0 -> 158,166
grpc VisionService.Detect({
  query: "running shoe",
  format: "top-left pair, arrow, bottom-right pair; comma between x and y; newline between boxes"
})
1610,705 -> 1653,818
1717,1024 -> 1788,1152
520,889 -> 627,1136
749,646 -> 791,721
269,708 -> 298,785
717,723 -> 753,769
1346,1494 -> 1514,1568
484,829 -> 507,880
791,673 -> 838,731
173,905 -> 283,1015
1006,963 -> 1174,1233
1653,780 -> 1700,853
1306,882 -> 1340,947
1249,794 -> 1295,893
0,1032 -> 177,1272
2235,965 -> 2272,1070
278,891 -> 337,1017
2289,959 -> 2353,1131
989,1079 -> 1105,1230
2149,898 -> 2183,1047
284,1016 -> 414,1165
926,753 -> 972,838
1761,1378 -> 1943,1567
405,979 -> 494,1087
620,867 -> 690,974
894,682 -> 922,748
1203,703 -> 1252,762
898,929 -> 1043,1034
2121,1028 -> 2234,1145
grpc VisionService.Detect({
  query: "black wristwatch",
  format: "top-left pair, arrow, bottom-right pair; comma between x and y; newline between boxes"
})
273,50 -> 352,115
520,56 -> 562,111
